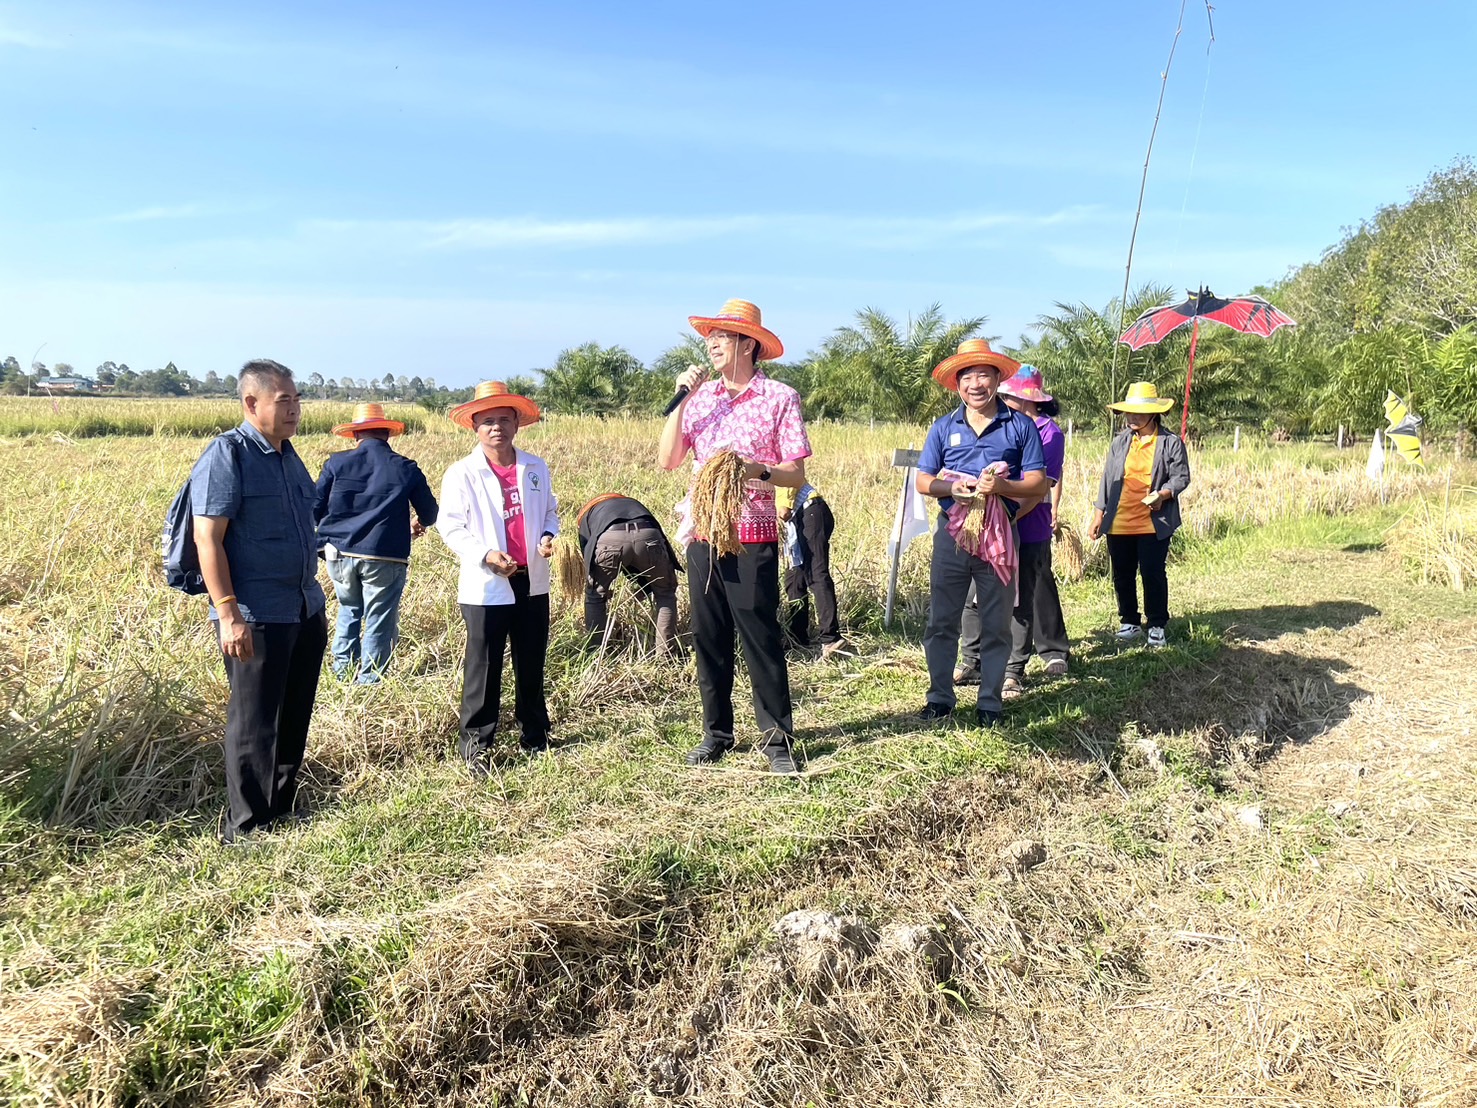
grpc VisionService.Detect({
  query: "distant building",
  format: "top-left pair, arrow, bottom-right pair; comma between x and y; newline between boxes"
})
39,376 -> 96,391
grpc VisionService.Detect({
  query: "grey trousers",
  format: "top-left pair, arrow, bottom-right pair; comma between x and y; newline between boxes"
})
924,516 -> 1016,713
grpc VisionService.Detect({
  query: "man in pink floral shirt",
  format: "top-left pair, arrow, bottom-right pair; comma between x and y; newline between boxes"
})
658,299 -> 812,774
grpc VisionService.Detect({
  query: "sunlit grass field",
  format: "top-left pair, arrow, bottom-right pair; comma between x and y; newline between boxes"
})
3,398 -> 1475,1105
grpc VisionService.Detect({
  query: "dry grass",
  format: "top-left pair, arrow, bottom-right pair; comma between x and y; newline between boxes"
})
5,406 -> 1477,1106
1387,482 -> 1477,591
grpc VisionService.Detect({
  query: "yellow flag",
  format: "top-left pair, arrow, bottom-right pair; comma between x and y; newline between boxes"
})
1382,391 -> 1425,467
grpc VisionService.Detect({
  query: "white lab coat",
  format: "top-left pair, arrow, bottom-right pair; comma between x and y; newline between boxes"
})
436,446 -> 560,606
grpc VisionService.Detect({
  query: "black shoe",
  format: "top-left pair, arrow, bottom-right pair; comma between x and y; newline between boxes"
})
766,749 -> 800,775
685,740 -> 732,766
918,703 -> 953,722
520,738 -> 550,756
976,709 -> 1002,728
464,751 -> 494,780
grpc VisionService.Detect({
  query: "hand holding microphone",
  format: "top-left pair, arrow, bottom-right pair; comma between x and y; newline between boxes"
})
664,363 -> 709,415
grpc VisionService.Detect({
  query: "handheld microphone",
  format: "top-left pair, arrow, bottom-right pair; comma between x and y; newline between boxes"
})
662,363 -> 707,416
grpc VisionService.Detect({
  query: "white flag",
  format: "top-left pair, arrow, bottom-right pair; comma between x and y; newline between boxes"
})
890,467 -> 931,553
1365,429 -> 1385,482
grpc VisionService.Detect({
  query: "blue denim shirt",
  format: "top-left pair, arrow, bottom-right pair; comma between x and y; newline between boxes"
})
314,438 -> 438,561
190,421 -> 326,623
918,400 -> 1046,514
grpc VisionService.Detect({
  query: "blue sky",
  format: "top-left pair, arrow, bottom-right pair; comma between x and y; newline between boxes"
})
3,0 -> 1473,386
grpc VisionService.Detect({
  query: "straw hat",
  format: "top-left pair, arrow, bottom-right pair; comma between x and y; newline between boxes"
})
448,381 -> 542,430
688,299 -> 784,363
331,402 -> 406,439
998,365 -> 1053,405
1108,381 -> 1175,414
931,339 -> 1021,391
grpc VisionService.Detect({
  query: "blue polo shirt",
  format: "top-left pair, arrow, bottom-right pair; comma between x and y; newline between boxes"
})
918,400 -> 1046,514
189,421 -> 326,624
314,438 -> 438,561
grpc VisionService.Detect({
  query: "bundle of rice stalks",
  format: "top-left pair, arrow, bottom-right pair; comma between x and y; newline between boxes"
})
955,497 -> 987,553
1052,519 -> 1086,581
553,535 -> 586,601
691,449 -> 747,558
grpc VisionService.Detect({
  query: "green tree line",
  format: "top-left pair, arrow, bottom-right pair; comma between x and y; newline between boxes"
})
7,158 -> 1471,435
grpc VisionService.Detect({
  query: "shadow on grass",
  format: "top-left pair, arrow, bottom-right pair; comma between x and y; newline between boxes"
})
798,600 -> 1370,775
1185,600 -> 1380,642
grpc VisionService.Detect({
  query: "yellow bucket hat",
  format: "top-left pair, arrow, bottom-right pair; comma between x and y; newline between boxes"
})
1108,381 -> 1175,414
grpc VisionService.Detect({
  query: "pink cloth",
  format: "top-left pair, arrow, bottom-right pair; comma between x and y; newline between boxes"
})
677,370 -> 812,545
943,462 -> 1017,588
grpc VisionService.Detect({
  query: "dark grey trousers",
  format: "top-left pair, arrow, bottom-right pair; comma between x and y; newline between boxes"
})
924,517 -> 1015,713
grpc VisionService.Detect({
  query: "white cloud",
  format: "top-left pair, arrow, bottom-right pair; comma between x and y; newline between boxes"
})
99,203 -> 212,223
303,205 -> 1107,254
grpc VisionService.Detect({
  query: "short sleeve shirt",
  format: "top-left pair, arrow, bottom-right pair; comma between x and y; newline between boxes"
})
189,421 -> 326,623
1017,416 -> 1065,545
918,401 -> 1046,516
678,371 -> 812,544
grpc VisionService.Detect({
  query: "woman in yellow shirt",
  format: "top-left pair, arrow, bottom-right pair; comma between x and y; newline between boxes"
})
1087,382 -> 1192,648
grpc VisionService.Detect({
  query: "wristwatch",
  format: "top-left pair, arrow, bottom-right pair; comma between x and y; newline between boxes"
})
758,466 -> 772,482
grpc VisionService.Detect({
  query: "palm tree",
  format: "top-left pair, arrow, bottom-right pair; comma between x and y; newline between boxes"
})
807,304 -> 989,422
539,342 -> 646,416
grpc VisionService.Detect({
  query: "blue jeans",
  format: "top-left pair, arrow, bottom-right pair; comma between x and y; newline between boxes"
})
326,556 -> 408,683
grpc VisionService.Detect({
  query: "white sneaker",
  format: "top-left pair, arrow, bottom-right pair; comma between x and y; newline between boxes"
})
1115,623 -> 1143,641
1147,626 -> 1167,649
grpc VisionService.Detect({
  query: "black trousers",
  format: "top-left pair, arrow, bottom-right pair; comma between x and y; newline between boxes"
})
220,610 -> 328,842
1006,539 -> 1071,676
1106,533 -> 1172,629
459,575 -> 551,758
783,497 -> 841,645
687,540 -> 794,755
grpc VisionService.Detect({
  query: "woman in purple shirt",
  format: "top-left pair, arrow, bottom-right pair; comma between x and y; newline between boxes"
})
958,366 -> 1072,693
1000,366 -> 1071,689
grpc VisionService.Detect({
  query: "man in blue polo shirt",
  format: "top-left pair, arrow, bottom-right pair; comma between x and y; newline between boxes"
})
314,402 -> 438,683
191,359 -> 327,844
915,340 -> 1046,727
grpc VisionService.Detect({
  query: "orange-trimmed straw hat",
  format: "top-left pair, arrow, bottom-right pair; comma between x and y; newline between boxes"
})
688,299 -> 784,363
1108,381 -> 1175,414
577,493 -> 625,525
331,401 -> 406,439
931,339 -> 1021,391
448,381 -> 542,430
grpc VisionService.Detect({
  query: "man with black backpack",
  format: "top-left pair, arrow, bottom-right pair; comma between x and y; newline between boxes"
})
188,360 -> 326,845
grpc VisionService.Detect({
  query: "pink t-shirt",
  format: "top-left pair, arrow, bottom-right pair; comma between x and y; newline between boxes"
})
489,460 -> 527,565
678,371 -> 812,545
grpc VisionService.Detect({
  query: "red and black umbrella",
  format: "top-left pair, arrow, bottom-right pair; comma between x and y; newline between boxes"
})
1118,287 -> 1296,436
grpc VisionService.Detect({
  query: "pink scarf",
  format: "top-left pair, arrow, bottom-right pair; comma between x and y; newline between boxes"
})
943,462 -> 1017,589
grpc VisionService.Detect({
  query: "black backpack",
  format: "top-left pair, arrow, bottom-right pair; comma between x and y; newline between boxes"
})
162,430 -> 244,594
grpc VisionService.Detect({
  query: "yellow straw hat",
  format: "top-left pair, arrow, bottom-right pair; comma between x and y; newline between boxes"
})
448,381 -> 542,430
331,402 -> 406,439
1108,381 -> 1175,414
688,299 -> 784,362
931,339 -> 1021,391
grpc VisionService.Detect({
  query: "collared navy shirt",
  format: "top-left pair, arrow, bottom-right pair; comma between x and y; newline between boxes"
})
314,438 -> 438,561
918,400 -> 1046,513
190,420 -> 326,623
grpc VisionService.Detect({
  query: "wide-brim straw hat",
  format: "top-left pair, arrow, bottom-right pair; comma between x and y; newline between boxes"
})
931,339 -> 1021,391
449,381 -> 542,430
998,364 -> 1053,405
1109,381 -> 1175,414
331,401 -> 406,439
688,299 -> 784,363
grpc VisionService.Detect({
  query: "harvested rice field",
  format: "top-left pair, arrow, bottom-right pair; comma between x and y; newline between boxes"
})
3,402 -> 1476,1106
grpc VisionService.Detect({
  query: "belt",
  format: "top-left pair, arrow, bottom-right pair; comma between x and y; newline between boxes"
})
610,520 -> 657,533
509,565 -> 528,576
